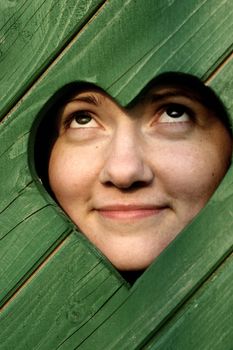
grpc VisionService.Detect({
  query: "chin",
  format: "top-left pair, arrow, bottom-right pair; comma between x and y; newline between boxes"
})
109,254 -> 155,272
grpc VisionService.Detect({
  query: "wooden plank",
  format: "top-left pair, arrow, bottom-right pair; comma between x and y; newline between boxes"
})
0,200 -> 71,306
0,136 -> 32,212
110,0 -> 233,105
143,252 -> 233,350
207,53 -> 233,110
0,233 -> 127,350
0,0 -> 105,119
0,136 -> 72,305
40,0 -> 233,107
0,182 -> 47,241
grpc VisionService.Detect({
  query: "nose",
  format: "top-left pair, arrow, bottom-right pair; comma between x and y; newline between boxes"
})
99,125 -> 154,189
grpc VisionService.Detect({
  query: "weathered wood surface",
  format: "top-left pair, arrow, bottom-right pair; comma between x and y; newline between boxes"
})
1,233 -> 128,350
0,0 -> 233,349
0,0 -> 104,119
144,252 -> 233,350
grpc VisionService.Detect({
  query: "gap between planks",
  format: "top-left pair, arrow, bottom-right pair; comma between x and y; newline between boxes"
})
0,234 -> 71,312
205,49 -> 233,84
140,247 -> 233,350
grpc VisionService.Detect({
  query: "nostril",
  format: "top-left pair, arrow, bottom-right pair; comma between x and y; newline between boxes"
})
126,181 -> 151,191
104,180 -> 151,191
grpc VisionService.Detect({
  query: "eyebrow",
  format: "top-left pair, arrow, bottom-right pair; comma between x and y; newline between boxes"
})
149,89 -> 204,104
68,93 -> 102,106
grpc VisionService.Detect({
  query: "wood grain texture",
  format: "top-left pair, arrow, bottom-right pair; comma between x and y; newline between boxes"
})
0,233 -> 127,350
143,253 -> 233,350
30,0 -> 233,107
0,0 -> 233,348
0,0 -> 104,119
0,202 -> 71,305
107,0 -> 233,103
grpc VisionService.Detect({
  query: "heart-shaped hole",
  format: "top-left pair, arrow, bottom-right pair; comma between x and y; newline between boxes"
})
33,72 -> 232,284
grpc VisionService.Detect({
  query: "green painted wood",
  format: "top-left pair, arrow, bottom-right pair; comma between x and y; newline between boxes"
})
143,253 -> 233,350
0,0 -> 233,349
0,233 -> 128,350
109,0 -> 233,105
0,0 -> 104,120
0,193 -> 71,305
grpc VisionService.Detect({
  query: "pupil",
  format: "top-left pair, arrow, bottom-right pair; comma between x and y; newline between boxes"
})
75,114 -> 92,124
167,105 -> 184,118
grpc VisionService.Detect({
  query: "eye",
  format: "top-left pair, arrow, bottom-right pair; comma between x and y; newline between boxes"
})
68,111 -> 99,128
158,104 -> 193,123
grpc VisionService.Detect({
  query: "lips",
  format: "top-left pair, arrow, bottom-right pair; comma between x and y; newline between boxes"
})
96,204 -> 168,220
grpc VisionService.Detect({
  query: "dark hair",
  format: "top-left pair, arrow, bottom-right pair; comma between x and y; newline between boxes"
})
34,73 -> 232,192
34,81 -> 100,192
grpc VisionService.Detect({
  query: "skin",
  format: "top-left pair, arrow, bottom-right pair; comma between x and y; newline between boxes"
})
48,84 -> 232,271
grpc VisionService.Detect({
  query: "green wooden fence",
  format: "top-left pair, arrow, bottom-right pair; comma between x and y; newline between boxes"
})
0,0 -> 233,348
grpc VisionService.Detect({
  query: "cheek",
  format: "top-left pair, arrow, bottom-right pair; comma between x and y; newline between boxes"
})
48,143 -> 100,206
157,141 -> 231,204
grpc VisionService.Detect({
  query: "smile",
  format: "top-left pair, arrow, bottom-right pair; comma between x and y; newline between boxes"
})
96,205 -> 168,220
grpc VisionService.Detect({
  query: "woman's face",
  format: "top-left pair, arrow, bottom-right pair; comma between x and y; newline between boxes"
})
48,83 -> 232,271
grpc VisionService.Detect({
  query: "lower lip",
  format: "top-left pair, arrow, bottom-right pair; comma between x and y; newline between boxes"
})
98,208 -> 166,220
